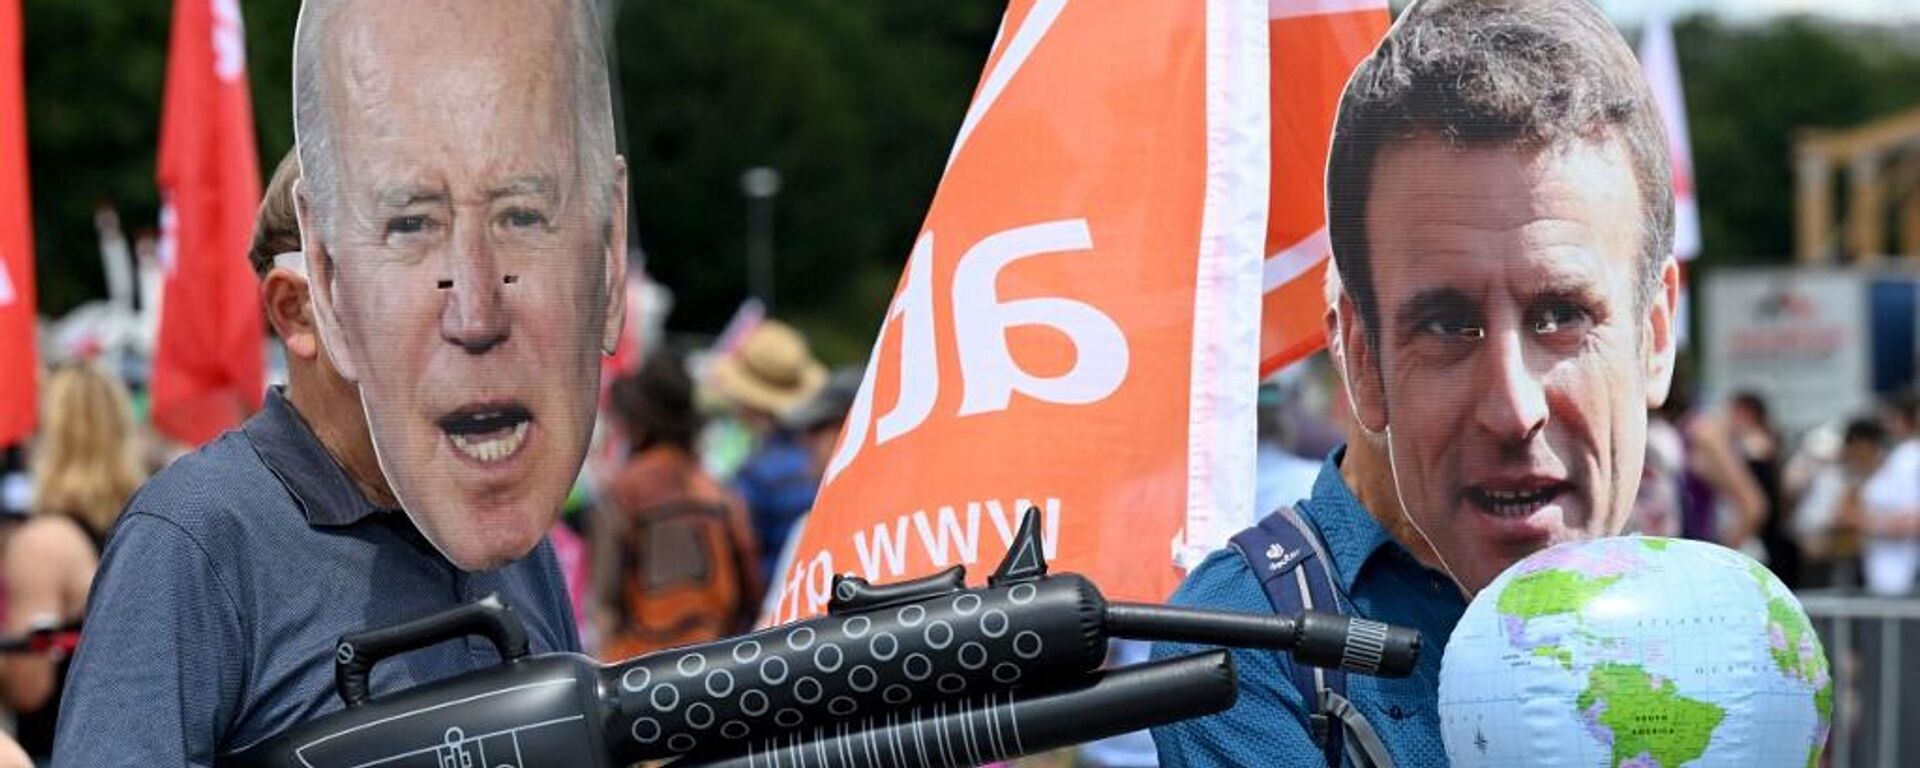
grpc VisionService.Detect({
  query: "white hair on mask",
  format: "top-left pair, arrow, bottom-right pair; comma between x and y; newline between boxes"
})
291,0 -> 619,239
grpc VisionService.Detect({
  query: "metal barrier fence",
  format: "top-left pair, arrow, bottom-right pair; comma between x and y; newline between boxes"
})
1798,591 -> 1920,768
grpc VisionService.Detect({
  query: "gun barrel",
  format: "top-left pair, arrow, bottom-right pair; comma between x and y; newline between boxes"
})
676,650 -> 1237,768
605,575 -> 1109,763
1104,603 -> 1419,678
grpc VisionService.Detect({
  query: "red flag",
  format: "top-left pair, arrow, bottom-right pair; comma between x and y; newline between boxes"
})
1259,0 -> 1389,376
0,0 -> 35,449
151,0 -> 263,445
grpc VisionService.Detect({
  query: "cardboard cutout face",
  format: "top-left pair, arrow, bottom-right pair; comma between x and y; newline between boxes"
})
1341,135 -> 1677,594
297,0 -> 625,571
1326,0 -> 1678,596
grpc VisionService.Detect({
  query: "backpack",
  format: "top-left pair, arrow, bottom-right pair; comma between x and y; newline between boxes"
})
601,498 -> 758,660
1230,506 -> 1396,768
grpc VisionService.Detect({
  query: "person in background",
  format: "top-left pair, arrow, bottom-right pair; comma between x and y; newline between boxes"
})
2,361 -> 144,760
708,320 -> 827,583
597,350 -> 760,659
1255,381 -> 1322,517
1631,403 -> 1686,538
0,446 -> 28,518
1861,393 -> 1920,595
752,366 -> 863,623
1727,391 -> 1799,585
1664,382 -> 1768,553
782,366 -> 862,482
0,733 -> 24,768
1795,418 -> 1886,589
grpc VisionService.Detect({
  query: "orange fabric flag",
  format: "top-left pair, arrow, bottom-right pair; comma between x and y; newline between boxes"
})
151,0 -> 263,445
0,0 -> 34,449
1259,0 -> 1389,376
770,0 -> 1270,623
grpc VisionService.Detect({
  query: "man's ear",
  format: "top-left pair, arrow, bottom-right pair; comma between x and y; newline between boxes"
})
1322,294 -> 1343,369
600,155 -> 630,355
293,178 -> 360,382
1644,256 -> 1680,408
262,267 -> 320,361
1339,292 -> 1390,434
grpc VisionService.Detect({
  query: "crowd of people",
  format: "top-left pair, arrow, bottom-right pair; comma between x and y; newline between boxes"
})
0,0 -> 1912,765
0,332 -> 857,765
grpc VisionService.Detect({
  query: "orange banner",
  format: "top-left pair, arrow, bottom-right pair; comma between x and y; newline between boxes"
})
1258,0 -> 1389,376
771,0 -> 1270,623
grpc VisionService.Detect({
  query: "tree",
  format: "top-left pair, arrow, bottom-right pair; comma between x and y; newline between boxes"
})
1677,14 -> 1920,266
614,1 -> 997,362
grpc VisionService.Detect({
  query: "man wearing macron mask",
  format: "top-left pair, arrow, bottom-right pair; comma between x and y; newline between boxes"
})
54,0 -> 620,760
1150,0 -> 1679,764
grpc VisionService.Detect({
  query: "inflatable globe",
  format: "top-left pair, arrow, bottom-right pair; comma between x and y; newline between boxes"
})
1438,537 -> 1831,767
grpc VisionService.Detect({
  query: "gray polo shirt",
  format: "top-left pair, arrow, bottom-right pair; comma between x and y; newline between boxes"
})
51,388 -> 580,767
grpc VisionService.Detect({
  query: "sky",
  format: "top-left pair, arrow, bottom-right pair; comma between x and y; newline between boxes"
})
1598,0 -> 1920,24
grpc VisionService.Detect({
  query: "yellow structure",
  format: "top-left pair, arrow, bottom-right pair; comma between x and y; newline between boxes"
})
1796,105 -> 1920,264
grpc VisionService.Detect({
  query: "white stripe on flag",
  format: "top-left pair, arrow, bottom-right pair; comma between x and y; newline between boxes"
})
1181,0 -> 1269,571
0,253 -> 14,307
1269,0 -> 1388,21
1264,227 -> 1330,293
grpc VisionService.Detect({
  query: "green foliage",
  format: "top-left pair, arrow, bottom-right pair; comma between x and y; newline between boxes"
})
23,0 -> 170,314
615,1 -> 996,358
1678,14 -> 1920,266
22,0 -> 298,315
24,4 -> 1920,365
23,0 -> 994,366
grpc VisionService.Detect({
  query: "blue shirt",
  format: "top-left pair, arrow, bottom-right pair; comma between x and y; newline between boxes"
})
1150,448 -> 1467,767
733,431 -> 818,578
52,388 -> 580,767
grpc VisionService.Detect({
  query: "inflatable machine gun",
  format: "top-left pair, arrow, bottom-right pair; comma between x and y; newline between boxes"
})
225,509 -> 1419,768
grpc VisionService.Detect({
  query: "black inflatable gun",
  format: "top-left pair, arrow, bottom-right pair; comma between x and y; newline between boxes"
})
223,509 -> 1419,768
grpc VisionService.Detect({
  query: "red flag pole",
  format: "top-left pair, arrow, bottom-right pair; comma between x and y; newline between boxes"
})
150,0 -> 264,446
0,0 -> 35,449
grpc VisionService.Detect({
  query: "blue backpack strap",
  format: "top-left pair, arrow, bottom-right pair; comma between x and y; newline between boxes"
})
1230,506 -> 1348,767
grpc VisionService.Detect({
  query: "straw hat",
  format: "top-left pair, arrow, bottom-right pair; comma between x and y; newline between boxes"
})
708,320 -> 828,416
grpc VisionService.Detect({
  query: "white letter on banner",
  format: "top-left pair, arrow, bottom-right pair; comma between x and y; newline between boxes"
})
803,551 -> 835,617
875,233 -> 939,444
823,232 -> 938,484
954,219 -> 1128,416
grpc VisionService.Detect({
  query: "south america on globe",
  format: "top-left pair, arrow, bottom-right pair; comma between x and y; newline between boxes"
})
1439,536 -> 1831,767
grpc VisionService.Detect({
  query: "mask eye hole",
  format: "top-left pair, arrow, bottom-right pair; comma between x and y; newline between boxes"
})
437,279 -> 453,290
503,274 -> 519,285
